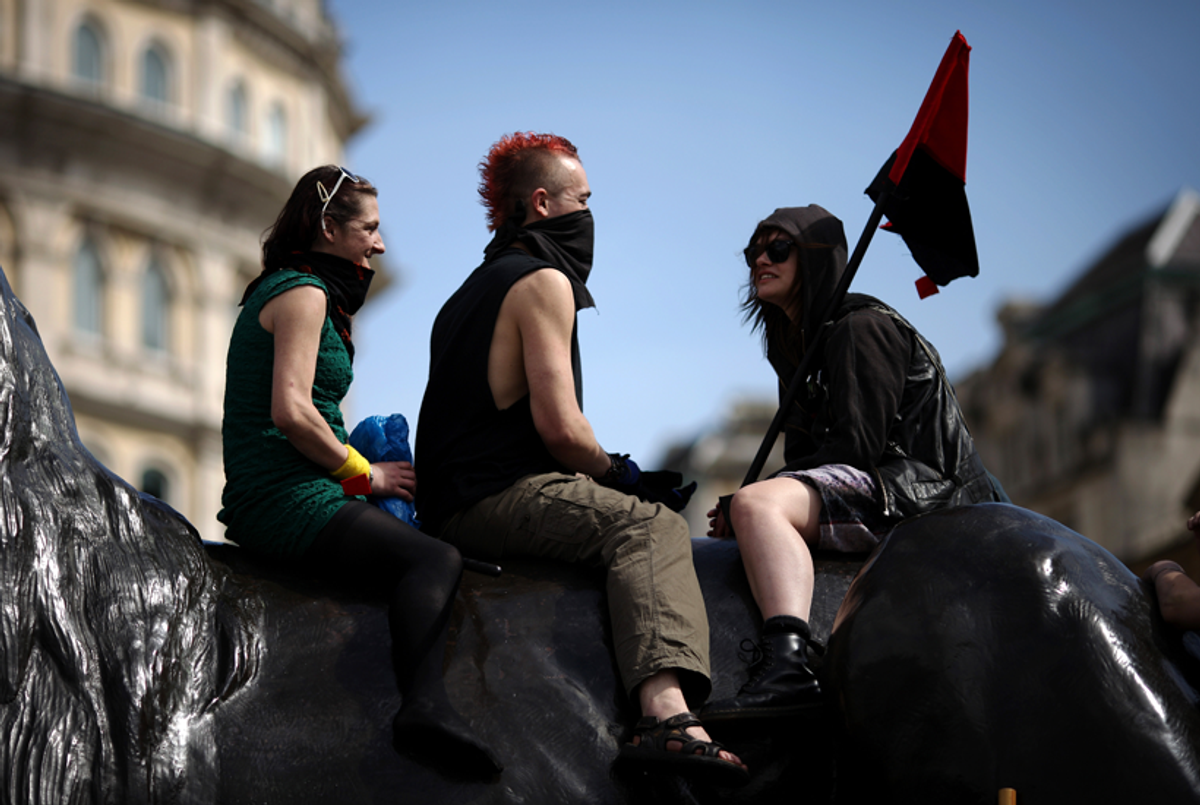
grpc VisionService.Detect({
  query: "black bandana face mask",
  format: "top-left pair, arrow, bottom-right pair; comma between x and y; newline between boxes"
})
241,251 -> 374,360
484,208 -> 596,311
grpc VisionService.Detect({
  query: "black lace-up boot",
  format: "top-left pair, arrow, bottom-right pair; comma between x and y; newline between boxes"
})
700,615 -> 823,723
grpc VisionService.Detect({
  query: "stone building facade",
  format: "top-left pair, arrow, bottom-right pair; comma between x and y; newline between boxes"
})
957,188 -> 1200,571
0,0 -> 366,541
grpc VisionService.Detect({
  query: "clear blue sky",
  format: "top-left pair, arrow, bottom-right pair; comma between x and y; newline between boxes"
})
328,0 -> 1200,466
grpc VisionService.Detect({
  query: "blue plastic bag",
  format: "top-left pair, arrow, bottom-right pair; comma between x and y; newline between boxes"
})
348,414 -> 419,527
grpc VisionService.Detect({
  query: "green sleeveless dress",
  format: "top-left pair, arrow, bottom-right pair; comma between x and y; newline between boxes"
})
218,270 -> 361,558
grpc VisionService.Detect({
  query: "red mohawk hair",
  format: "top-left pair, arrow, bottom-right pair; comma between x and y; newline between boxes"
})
478,132 -> 580,231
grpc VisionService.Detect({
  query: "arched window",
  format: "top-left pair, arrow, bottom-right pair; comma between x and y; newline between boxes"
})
142,255 -> 169,352
73,238 -> 104,337
72,19 -> 106,89
140,467 -> 170,503
140,42 -> 171,107
264,102 -> 287,167
226,80 -> 248,143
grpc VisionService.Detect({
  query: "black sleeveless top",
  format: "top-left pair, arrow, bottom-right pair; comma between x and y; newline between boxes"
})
415,248 -> 583,533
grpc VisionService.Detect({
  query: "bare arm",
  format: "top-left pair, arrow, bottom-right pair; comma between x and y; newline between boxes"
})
262,286 -> 349,469
507,269 -> 611,477
260,285 -> 413,499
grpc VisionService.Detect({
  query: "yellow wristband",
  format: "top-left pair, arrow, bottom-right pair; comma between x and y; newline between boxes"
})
331,445 -> 370,481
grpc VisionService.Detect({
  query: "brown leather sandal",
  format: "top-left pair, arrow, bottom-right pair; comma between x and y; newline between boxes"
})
616,711 -> 749,786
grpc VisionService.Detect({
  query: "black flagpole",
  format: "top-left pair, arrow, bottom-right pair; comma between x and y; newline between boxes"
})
739,184 -> 894,488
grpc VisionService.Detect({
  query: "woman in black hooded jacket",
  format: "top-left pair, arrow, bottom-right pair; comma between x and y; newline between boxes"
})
702,205 -> 998,725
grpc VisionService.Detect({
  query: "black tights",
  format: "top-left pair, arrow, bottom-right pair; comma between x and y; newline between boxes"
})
305,501 -> 463,700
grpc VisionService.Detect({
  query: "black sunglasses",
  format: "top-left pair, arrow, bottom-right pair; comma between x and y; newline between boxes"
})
744,238 -> 795,268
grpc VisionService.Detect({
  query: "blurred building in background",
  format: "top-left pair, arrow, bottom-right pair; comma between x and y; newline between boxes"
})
957,188 -> 1200,573
666,189 -> 1200,577
0,0 -> 367,541
661,399 -> 785,537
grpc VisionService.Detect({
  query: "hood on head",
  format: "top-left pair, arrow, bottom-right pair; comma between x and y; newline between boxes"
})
747,205 -> 848,331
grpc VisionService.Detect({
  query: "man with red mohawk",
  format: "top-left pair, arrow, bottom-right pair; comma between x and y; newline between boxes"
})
416,132 -> 747,785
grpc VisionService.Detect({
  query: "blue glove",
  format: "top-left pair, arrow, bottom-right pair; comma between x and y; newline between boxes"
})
348,414 -> 418,527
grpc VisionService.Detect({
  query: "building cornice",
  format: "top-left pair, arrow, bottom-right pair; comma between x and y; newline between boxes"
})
215,0 -> 368,140
113,0 -> 369,140
0,75 -> 292,241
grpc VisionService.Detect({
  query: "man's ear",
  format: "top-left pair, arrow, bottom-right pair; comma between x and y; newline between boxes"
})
529,187 -> 551,220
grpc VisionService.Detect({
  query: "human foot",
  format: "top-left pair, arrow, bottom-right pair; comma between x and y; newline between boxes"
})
617,711 -> 749,786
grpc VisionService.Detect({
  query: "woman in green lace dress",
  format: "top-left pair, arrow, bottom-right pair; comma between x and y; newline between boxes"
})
219,165 -> 500,777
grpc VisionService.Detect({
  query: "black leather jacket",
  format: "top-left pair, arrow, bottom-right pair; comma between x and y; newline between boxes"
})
745,205 -> 998,521
776,295 -> 998,520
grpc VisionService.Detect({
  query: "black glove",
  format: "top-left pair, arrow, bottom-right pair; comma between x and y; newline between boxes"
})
598,453 -> 697,513
599,452 -> 641,488
638,470 -> 697,513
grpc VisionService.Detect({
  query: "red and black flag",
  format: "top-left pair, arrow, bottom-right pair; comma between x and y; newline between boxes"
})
866,31 -> 978,299
742,32 -> 981,486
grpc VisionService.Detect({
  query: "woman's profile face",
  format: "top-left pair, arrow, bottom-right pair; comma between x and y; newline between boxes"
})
748,229 -> 799,318
316,195 -> 386,268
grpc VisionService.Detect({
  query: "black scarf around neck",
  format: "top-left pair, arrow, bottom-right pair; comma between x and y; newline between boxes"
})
240,250 -> 375,360
483,208 -> 595,310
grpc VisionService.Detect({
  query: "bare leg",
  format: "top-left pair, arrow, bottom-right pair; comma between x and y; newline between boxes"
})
728,477 -> 822,621
701,477 -> 824,724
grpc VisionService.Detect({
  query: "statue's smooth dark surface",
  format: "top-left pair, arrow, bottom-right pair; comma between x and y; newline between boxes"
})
3,263 -> 1200,804
827,503 -> 1200,803
203,538 -> 857,804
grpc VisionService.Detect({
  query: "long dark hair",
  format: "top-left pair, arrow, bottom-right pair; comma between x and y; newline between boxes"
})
739,227 -> 808,365
260,165 -> 377,269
